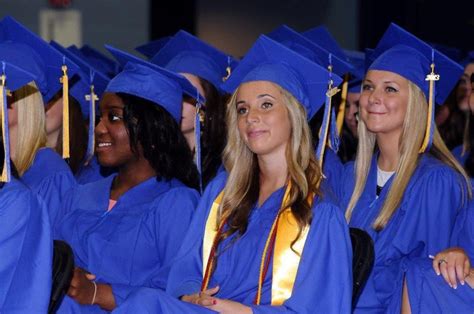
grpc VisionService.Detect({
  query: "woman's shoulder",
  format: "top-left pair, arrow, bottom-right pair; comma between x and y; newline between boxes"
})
24,148 -> 74,181
414,155 -> 464,184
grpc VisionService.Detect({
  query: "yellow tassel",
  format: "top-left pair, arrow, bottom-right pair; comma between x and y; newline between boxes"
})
0,74 -> 7,182
420,63 -> 439,153
336,74 -> 350,136
61,65 -> 70,159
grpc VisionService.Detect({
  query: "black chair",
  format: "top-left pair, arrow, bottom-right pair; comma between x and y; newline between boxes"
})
350,227 -> 374,308
49,240 -> 74,314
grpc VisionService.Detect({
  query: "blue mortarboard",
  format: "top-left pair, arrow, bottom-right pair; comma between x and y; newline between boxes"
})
107,61 -> 199,123
105,45 -> 204,104
267,25 -> 353,77
301,25 -> 356,141
302,26 -> 348,63
368,23 -> 464,152
222,35 -> 342,166
75,44 -> 121,78
135,36 -> 172,59
150,30 -> 238,92
461,51 -> 474,67
0,61 -> 37,182
106,44 -> 206,191
0,16 -> 80,103
51,41 -> 110,162
344,50 -> 366,93
429,42 -> 462,63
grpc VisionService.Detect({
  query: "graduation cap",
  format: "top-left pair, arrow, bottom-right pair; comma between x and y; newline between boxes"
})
302,25 -> 348,62
106,45 -> 206,191
0,16 -> 80,103
135,36 -> 172,59
267,25 -> 352,154
0,61 -> 37,182
368,23 -> 464,152
69,44 -> 121,78
0,16 -> 80,160
150,30 -> 238,92
344,49 -> 366,93
267,25 -> 353,77
51,41 -> 110,162
429,42 -> 462,63
302,25 -> 355,140
222,35 -> 342,167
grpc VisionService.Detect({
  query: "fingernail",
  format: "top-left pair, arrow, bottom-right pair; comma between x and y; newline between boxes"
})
436,272 -> 440,276
453,285 -> 457,289
461,281 -> 465,285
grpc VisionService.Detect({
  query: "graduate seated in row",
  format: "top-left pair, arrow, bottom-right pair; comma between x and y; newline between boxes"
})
339,23 -> 471,313
0,58 -> 52,312
0,16 -> 77,225
112,35 -> 352,314
53,60 -> 202,312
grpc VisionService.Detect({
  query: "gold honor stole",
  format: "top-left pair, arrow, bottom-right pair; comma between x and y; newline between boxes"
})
202,184 -> 313,305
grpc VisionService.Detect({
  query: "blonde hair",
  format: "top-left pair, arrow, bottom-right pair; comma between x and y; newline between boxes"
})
11,82 -> 47,175
346,80 -> 471,230
219,82 -> 322,242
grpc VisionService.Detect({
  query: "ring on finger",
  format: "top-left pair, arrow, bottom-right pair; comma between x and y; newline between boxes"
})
438,259 -> 447,265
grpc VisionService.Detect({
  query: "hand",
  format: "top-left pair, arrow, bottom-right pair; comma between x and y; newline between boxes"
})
181,286 -> 220,306
464,269 -> 474,289
432,247 -> 471,289
67,267 -> 96,305
204,298 -> 252,314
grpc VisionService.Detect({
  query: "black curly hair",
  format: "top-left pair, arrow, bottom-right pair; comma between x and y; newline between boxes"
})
117,93 -> 199,190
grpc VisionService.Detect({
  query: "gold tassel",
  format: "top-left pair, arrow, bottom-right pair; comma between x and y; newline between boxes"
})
336,74 -> 350,136
420,63 -> 439,153
61,65 -> 70,159
0,74 -> 7,182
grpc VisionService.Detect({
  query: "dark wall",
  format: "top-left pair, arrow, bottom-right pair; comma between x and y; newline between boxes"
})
359,0 -> 474,55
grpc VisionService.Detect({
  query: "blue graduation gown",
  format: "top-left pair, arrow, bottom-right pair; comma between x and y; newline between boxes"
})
54,175 -> 199,313
0,178 -> 52,313
340,154 -> 468,313
322,148 -> 344,203
113,171 -> 353,313
405,200 -> 474,313
22,147 -> 77,226
75,156 -> 116,185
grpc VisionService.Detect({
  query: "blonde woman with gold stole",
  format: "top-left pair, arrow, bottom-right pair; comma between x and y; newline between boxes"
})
1,16 -> 77,226
113,35 -> 352,314
339,24 -> 471,313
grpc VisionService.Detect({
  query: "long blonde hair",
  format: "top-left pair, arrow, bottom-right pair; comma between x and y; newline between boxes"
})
346,80 -> 471,230
219,82 -> 322,242
10,82 -> 47,175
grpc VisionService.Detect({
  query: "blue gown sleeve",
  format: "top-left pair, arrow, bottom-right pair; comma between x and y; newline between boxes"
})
249,202 -> 353,314
111,187 -> 200,306
36,170 -> 77,227
379,166 -> 468,312
0,183 -> 52,313
166,175 -> 227,298
392,166 -> 466,258
322,148 -> 344,204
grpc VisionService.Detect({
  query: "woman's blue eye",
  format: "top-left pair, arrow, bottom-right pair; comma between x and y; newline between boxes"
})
386,86 -> 398,93
237,107 -> 248,115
